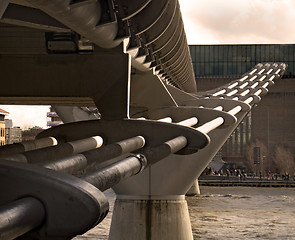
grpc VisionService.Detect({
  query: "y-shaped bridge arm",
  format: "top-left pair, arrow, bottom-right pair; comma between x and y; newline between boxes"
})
0,62 -> 286,239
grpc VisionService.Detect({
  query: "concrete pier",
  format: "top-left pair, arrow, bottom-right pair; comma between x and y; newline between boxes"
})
109,197 -> 193,240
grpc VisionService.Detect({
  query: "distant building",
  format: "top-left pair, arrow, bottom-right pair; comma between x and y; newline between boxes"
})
46,106 -> 100,127
189,44 -> 295,172
0,108 -> 9,146
5,119 -> 22,144
22,126 -> 44,141
47,107 -> 63,127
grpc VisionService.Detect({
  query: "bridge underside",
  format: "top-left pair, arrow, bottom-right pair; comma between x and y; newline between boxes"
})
0,1 -> 287,239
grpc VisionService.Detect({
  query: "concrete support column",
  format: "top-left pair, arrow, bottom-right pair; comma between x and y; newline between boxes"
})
186,179 -> 200,196
108,196 -> 193,240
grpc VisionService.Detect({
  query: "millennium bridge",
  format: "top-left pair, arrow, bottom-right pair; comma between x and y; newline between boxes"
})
0,1 -> 287,239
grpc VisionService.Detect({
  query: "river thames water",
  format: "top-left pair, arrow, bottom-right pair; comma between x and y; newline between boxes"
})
74,187 -> 295,239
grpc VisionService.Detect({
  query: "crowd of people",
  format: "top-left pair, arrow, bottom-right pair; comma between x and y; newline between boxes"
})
203,167 -> 295,181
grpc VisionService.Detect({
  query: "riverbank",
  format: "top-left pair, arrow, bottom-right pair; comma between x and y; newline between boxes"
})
199,175 -> 295,187
74,187 -> 295,239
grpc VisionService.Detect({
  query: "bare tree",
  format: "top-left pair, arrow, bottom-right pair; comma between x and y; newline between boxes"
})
272,145 -> 295,175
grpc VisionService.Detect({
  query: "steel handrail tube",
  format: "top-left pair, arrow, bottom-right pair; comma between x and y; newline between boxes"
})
158,117 -> 173,123
3,136 -> 103,164
214,106 -> 223,111
244,97 -> 254,104
135,136 -> 187,165
0,197 -> 45,240
43,136 -> 145,174
254,89 -> 263,96
240,89 -> 250,96
195,102 -> 247,134
196,117 -> 225,134
228,82 -> 238,89
82,155 -> 147,192
82,136 -> 187,191
0,137 -> 57,157
227,106 -> 243,116
226,89 -> 238,96
164,136 -> 188,154
42,154 -> 88,174
194,63 -> 281,134
177,117 -> 198,127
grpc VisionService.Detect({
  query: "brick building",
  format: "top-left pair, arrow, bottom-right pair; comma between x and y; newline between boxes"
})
0,108 -> 9,146
190,44 -> 295,172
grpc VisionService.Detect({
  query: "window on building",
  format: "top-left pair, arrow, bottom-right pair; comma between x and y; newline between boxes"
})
0,128 -> 4,137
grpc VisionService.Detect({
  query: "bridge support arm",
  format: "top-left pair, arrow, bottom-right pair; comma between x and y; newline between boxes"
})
0,47 -> 130,120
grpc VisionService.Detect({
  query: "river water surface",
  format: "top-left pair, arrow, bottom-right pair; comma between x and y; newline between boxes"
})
74,187 -> 295,239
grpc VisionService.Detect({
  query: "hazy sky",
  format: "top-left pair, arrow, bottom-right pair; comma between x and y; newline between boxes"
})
1,0 -> 295,129
179,0 -> 295,44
